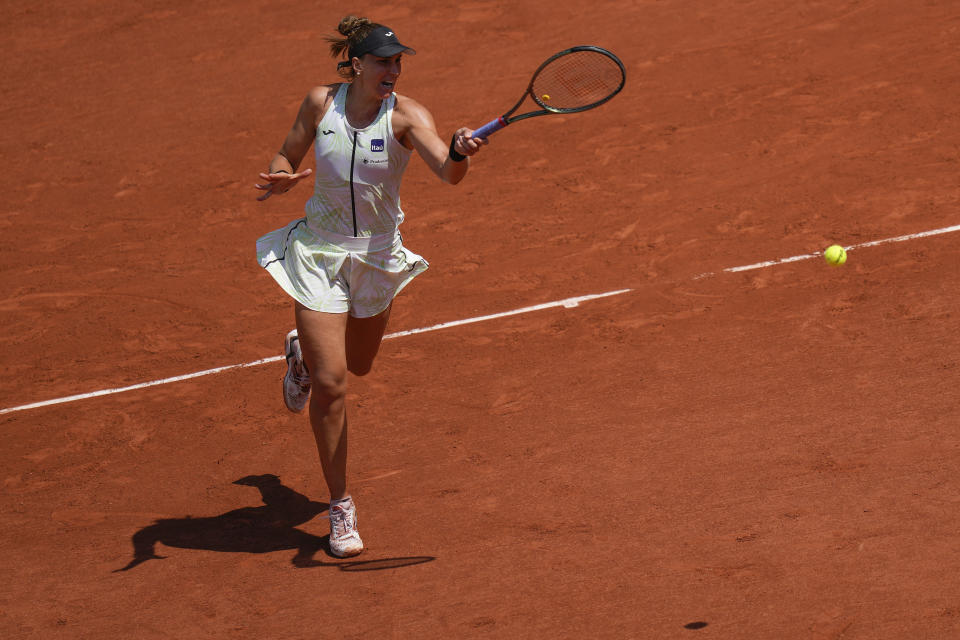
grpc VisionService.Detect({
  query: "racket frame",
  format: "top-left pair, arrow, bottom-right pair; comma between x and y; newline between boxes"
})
472,45 -> 626,139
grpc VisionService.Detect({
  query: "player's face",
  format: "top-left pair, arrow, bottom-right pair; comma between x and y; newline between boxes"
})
361,53 -> 403,98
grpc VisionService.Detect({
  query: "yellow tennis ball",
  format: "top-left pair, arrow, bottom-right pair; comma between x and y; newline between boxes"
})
542,94 -> 550,100
824,244 -> 847,266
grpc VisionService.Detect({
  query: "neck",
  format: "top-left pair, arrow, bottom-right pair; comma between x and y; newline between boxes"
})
345,82 -> 384,129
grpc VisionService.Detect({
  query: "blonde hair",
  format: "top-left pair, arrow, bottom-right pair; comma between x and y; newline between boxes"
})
326,15 -> 382,80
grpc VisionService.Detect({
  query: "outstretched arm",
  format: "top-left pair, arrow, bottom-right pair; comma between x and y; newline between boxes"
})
396,96 -> 487,185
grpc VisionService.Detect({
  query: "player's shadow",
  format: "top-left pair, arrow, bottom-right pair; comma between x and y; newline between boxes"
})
114,474 -> 433,572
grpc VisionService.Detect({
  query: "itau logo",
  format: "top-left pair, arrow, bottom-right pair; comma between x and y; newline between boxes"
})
370,139 -> 385,152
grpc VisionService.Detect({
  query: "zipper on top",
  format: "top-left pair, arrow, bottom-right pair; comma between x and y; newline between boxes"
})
349,131 -> 359,237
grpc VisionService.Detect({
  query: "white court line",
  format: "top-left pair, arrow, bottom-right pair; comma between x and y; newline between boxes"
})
0,289 -> 632,415
3,223 -> 959,416
695,223 -> 960,278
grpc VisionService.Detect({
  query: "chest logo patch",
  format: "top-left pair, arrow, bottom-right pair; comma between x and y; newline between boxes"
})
370,139 -> 385,152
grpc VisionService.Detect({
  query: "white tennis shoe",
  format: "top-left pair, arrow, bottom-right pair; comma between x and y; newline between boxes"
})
327,496 -> 364,557
283,329 -> 311,412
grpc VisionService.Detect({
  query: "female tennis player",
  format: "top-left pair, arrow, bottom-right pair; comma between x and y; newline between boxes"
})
254,16 -> 486,557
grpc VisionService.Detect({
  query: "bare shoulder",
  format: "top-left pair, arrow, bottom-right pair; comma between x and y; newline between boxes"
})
296,84 -> 340,129
306,84 -> 339,111
393,94 -> 438,148
307,83 -> 338,102
393,93 -> 436,128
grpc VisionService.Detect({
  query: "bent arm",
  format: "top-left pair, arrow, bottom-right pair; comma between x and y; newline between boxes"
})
256,86 -> 332,200
269,86 -> 330,172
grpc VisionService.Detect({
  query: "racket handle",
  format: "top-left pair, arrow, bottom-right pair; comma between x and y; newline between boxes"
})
473,117 -> 508,140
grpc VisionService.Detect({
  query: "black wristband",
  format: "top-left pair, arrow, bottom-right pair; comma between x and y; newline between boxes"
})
449,135 -> 466,162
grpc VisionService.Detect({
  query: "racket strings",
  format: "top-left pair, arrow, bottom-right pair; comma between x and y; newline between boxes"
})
532,50 -> 624,111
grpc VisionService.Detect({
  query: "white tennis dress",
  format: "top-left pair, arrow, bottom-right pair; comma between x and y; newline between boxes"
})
256,83 -> 428,317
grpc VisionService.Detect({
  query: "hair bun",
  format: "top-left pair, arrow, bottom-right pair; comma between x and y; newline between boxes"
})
337,15 -> 371,37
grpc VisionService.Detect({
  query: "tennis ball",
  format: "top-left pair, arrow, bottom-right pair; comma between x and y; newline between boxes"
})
824,244 -> 847,266
542,94 -> 550,100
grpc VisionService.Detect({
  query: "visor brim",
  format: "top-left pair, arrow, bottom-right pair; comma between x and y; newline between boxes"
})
365,44 -> 416,58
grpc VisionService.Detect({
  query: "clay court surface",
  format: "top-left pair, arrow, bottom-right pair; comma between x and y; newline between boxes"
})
3,0 -> 960,637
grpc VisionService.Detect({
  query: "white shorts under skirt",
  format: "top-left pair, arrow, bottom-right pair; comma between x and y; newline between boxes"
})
256,218 -> 429,318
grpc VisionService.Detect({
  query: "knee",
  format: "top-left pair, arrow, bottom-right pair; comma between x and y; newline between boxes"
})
309,368 -> 348,404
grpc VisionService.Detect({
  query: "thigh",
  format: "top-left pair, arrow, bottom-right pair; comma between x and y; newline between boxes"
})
345,303 -> 392,375
294,302 -> 349,384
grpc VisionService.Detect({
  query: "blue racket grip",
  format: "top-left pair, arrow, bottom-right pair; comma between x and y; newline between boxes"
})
473,117 -> 508,140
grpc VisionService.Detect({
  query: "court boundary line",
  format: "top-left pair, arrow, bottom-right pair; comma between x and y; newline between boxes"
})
0,289 -> 631,415
3,222 -> 958,416
693,223 -> 960,278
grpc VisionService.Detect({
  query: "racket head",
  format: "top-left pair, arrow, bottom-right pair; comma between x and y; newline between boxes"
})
527,46 -> 626,113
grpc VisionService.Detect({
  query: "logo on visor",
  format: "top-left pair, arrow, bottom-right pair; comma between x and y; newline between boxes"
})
370,139 -> 385,152
385,31 -> 394,36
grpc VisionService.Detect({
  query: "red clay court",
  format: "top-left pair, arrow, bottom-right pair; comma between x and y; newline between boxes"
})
2,1 -> 960,637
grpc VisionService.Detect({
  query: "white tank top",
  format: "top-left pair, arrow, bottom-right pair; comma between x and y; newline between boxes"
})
304,83 -> 413,238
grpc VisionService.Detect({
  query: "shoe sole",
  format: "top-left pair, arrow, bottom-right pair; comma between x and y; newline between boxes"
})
330,545 -> 364,558
283,333 -> 305,413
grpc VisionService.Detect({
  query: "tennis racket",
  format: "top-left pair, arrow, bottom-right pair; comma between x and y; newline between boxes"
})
472,45 -> 626,140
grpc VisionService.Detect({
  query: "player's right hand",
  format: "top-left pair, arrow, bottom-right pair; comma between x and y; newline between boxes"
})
453,127 -> 488,158
255,168 -> 313,201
